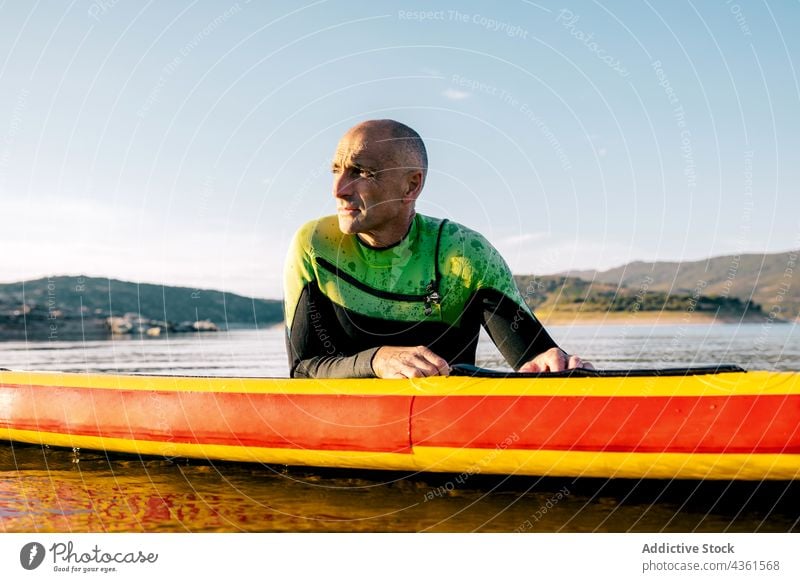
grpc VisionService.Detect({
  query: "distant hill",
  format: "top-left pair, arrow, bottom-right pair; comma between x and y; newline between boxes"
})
0,275 -> 283,339
563,250 -> 799,321
513,274 -> 764,320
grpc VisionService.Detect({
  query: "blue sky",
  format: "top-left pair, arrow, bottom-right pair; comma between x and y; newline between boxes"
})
1,1 -> 798,299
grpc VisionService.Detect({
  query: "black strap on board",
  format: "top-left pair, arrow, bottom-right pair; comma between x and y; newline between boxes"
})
449,363 -> 746,378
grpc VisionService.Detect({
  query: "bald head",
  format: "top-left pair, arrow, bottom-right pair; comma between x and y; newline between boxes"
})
343,119 -> 428,186
331,120 -> 428,247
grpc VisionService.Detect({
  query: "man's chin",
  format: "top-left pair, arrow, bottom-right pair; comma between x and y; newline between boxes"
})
336,216 -> 359,234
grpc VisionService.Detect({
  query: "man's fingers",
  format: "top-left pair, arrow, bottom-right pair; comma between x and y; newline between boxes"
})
419,347 -> 451,376
411,346 -> 450,376
520,348 -> 565,373
543,350 -> 565,372
402,365 -> 444,378
518,361 -> 541,373
519,348 -> 593,375
567,355 -> 582,369
566,355 -> 596,370
388,346 -> 449,378
532,347 -> 567,372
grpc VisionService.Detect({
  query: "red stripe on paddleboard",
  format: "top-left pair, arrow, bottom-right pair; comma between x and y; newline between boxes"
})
0,384 -> 412,453
411,395 -> 800,454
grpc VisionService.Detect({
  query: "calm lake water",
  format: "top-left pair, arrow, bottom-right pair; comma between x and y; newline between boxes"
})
1,323 -> 798,532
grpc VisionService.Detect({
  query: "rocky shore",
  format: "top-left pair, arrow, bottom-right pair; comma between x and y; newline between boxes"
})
0,302 -> 219,341
105,314 -> 219,336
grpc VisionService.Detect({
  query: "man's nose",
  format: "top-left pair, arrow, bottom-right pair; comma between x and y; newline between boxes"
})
333,171 -> 353,198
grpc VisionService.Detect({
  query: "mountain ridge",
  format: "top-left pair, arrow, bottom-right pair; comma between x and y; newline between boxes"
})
560,249 -> 799,321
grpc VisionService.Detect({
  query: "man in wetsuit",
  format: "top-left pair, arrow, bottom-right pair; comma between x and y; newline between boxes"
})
284,119 -> 591,379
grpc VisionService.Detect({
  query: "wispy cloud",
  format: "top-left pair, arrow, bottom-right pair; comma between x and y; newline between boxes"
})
421,66 -> 443,77
442,88 -> 470,101
498,232 -> 547,246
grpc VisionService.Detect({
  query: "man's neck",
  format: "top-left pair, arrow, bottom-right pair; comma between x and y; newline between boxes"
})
357,213 -> 416,249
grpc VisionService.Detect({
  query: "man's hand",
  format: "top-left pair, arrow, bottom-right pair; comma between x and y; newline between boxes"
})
372,346 -> 450,379
518,347 -> 594,373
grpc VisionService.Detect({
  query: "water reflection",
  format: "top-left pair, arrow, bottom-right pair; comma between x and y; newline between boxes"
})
1,444 -> 798,533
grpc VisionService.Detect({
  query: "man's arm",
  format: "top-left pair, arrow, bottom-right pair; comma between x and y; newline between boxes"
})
480,289 -> 593,372
285,282 -> 381,378
286,288 -> 450,378
284,221 -> 378,378
477,287 -> 561,369
466,234 -> 591,372
289,346 -> 380,378
480,290 -> 593,372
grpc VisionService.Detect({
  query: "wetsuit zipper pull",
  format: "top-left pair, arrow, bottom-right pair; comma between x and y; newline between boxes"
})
424,280 -> 441,316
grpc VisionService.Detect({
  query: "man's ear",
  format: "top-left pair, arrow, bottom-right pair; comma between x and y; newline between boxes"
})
404,170 -> 424,202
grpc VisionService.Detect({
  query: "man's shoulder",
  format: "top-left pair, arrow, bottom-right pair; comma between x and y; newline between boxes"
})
419,215 -> 495,257
292,215 -> 340,246
419,214 -> 483,239
423,215 -> 512,290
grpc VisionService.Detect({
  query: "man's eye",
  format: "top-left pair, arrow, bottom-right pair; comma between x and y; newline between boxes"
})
357,168 -> 375,178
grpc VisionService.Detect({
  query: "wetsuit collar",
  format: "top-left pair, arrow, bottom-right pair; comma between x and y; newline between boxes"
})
355,214 -> 417,251
353,215 -> 419,267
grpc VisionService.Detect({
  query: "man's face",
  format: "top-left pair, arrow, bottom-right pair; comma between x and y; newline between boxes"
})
331,128 -> 413,240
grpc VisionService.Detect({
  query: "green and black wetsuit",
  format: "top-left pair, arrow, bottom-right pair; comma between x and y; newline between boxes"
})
284,214 -> 559,378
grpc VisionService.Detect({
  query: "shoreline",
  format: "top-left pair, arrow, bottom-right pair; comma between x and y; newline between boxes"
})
1,311 -> 793,342
535,310 -> 788,326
